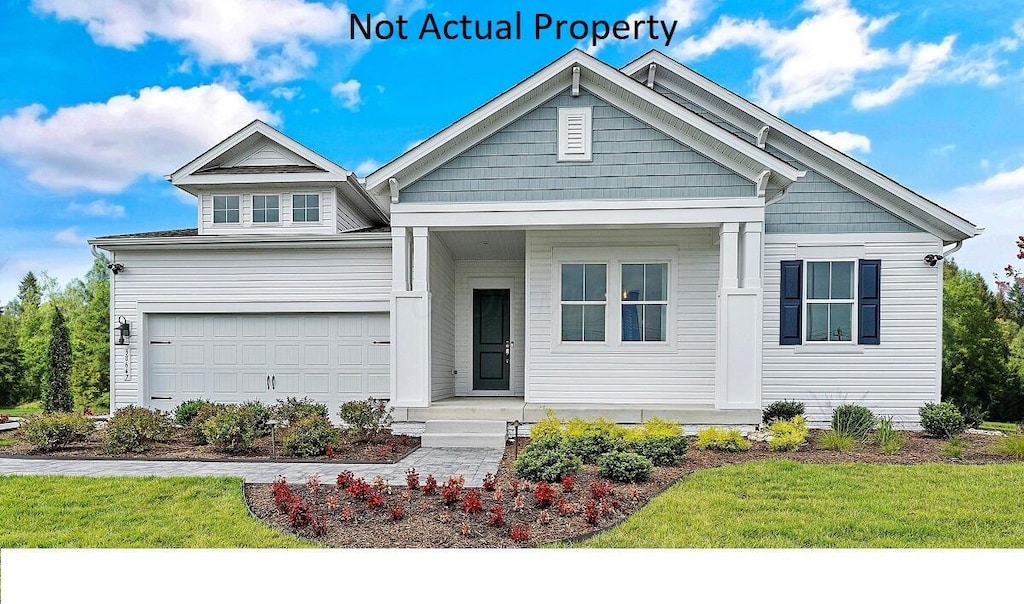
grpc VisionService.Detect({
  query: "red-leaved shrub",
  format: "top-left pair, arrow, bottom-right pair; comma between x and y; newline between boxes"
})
288,496 -> 311,528
406,467 -> 420,491
534,482 -> 556,508
326,494 -> 339,511
584,499 -> 599,525
272,477 -> 293,512
589,479 -> 612,500
462,489 -> 483,514
441,477 -> 462,505
509,479 -> 522,496
336,470 -> 354,488
561,474 -> 575,492
482,472 -> 497,491
367,491 -> 384,510
488,504 -> 505,527
325,442 -> 335,459
509,524 -> 530,542
557,497 -> 576,516
423,474 -> 438,495
347,478 -> 371,500
389,503 -> 406,521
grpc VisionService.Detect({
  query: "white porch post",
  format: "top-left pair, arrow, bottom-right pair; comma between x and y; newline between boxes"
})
715,221 -> 764,410
391,226 -> 431,407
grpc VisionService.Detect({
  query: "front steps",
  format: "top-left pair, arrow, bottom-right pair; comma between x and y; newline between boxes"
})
420,420 -> 508,448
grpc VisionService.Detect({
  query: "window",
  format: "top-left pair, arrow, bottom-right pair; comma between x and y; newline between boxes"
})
253,194 -> 280,223
292,193 -> 320,222
560,263 -> 606,342
621,263 -> 668,342
557,107 -> 592,162
805,261 -> 854,342
212,195 -> 240,224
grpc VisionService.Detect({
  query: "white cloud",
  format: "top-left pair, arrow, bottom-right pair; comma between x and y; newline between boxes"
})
0,84 -> 276,193
331,79 -> 362,110
807,129 -> 871,154
930,144 -> 956,157
588,0 -> 705,54
0,239 -> 94,304
68,199 -> 126,218
53,226 -> 87,245
33,0 -> 361,84
354,159 -> 380,175
270,86 -> 301,101
852,36 -> 956,109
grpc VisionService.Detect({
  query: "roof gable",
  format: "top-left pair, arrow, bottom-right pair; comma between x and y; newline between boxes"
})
366,49 -> 803,201
624,51 -> 980,243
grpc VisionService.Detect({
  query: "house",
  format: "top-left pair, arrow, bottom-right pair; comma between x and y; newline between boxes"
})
90,49 -> 981,446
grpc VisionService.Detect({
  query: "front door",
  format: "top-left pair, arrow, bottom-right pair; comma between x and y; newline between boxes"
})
472,289 -> 511,391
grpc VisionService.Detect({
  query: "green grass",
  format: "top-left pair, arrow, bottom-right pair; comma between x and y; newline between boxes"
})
572,461 -> 1024,548
0,400 -> 110,418
0,475 -> 312,548
981,421 -> 1021,433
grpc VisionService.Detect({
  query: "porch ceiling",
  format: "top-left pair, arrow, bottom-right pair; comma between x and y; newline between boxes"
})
436,229 -> 525,260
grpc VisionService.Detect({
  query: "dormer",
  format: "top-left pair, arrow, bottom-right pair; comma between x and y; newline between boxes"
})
169,120 -> 388,236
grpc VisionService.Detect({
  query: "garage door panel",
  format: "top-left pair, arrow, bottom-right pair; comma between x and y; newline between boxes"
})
367,345 -> 388,365
213,373 -> 238,394
180,344 -> 205,365
304,316 -> 330,337
368,374 -> 389,397
337,317 -> 361,337
180,316 -> 204,337
304,344 -> 329,365
338,374 -> 363,396
304,373 -> 330,394
150,346 -> 176,365
179,373 -> 205,393
367,315 -> 389,337
242,345 -> 267,365
214,345 -> 238,365
214,317 -> 238,337
274,345 -> 300,366
337,345 -> 362,364
275,317 -> 300,337
242,317 -> 267,337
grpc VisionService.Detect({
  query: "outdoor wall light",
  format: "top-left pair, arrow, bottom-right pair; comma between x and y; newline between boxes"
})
115,316 -> 130,345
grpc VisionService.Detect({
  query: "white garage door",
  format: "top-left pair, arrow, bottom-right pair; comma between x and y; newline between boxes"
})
146,313 -> 389,412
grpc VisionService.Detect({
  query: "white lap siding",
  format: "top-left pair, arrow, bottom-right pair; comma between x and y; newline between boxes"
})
109,244 -> 391,410
526,228 -> 718,405
762,233 -> 944,426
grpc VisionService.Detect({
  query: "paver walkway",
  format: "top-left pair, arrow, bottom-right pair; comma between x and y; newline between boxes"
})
0,447 -> 505,485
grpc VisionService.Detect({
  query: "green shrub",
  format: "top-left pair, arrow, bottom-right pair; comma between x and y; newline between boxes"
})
768,416 -> 808,452
20,413 -> 94,451
202,405 -> 264,453
817,430 -> 856,452
831,404 -> 876,439
694,427 -> 751,452
103,406 -> 174,454
271,396 -> 328,425
992,433 -> 1024,460
239,400 -> 272,436
564,417 -> 626,463
529,409 -> 563,441
940,436 -> 966,460
188,403 -> 227,445
919,402 -> 967,438
762,400 -> 805,425
283,415 -> 339,457
513,439 -> 582,483
631,435 -> 688,466
874,416 -> 905,454
173,399 -> 208,427
598,451 -> 654,483
338,397 -> 393,443
625,417 -> 682,440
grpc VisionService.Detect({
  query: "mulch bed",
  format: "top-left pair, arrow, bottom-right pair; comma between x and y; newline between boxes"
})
244,430 -> 1018,548
1,425 -> 419,464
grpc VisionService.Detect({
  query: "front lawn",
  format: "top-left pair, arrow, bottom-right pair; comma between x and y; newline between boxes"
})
574,460 -> 1024,548
0,475 -> 312,548
0,400 -> 109,418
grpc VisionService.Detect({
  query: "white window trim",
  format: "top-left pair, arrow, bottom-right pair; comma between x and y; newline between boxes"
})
803,259 -> 858,345
291,191 -> 323,225
557,106 -> 593,162
251,193 -> 282,225
211,194 -> 241,225
619,261 -> 671,344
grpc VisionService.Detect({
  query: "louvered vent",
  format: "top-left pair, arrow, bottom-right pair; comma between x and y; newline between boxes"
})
558,107 -> 592,161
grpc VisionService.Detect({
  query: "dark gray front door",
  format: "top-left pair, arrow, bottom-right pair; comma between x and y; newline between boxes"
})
472,289 -> 510,391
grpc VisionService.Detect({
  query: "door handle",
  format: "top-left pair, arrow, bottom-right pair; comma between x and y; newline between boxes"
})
272,376 -> 276,390
504,341 -> 511,365
267,375 -> 271,390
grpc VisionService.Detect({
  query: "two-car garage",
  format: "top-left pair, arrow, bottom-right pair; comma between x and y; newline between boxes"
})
145,312 -> 390,413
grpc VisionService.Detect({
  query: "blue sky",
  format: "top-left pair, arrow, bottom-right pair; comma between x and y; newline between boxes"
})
1,0 -> 1022,302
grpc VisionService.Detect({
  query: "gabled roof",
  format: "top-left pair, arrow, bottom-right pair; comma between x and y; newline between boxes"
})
366,49 -> 804,199
170,120 -> 388,223
623,50 -> 981,244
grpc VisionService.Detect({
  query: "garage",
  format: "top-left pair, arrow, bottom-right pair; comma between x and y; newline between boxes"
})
146,313 -> 390,413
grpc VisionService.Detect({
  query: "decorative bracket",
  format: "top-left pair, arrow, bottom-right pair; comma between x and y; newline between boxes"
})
571,66 -> 580,97
757,125 -> 770,149
756,170 -> 771,198
388,177 -> 400,203
646,64 -> 657,89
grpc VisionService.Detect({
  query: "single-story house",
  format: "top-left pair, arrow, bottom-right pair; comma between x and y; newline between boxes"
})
90,49 -> 981,446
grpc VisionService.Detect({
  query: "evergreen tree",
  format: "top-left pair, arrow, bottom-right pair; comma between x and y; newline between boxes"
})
0,314 -> 23,406
17,299 -> 48,403
45,307 -> 73,412
70,259 -> 110,408
14,272 -> 41,316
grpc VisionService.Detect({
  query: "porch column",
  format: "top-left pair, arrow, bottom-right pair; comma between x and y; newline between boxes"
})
391,227 -> 431,407
715,221 -> 763,410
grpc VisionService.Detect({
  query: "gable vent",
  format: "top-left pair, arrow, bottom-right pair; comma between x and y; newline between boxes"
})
558,106 -> 592,162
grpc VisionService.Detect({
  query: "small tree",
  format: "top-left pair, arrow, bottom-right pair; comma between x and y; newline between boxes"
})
45,307 -> 73,413
0,314 -> 23,406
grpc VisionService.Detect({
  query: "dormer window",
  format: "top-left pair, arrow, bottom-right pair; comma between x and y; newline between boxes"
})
253,194 -> 280,223
292,193 -> 320,223
212,195 -> 240,223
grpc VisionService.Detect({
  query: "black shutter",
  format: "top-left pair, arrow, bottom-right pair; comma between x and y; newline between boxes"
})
858,259 -> 881,345
780,260 -> 803,345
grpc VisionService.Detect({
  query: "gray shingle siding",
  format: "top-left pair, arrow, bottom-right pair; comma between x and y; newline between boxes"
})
401,88 -> 755,202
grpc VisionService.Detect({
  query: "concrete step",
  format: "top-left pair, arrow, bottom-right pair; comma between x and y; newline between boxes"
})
422,419 -> 508,434
421,432 -> 508,448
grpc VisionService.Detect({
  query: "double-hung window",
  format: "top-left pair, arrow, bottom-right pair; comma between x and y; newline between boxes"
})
253,194 -> 280,223
560,263 -> 606,342
805,261 -> 854,342
621,263 -> 668,342
292,193 -> 320,223
212,195 -> 240,224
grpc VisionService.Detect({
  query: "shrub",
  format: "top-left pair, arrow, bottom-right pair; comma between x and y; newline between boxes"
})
405,468 -> 420,491
626,416 -> 682,440
817,431 -> 856,452
488,505 -> 505,527
513,439 -> 583,483
240,400 -> 272,436
561,474 -> 575,492
283,415 -> 339,457
287,497 -> 311,528
423,474 -> 438,495
441,478 -> 461,505
584,499 -> 600,525
389,503 -> 406,521
202,405 -> 264,453
564,417 -> 626,463
598,451 -> 654,483
831,404 -> 876,439
941,436 -> 966,460
346,478 -> 371,500
874,416 -> 905,454
482,472 -> 497,491
533,482 -> 557,508
336,470 -> 354,488
530,409 -> 563,441
768,416 -> 809,452
20,412 -> 93,451
919,402 -> 967,438
694,427 -> 751,452
992,433 -> 1024,460
589,479 -> 613,499
173,399 -> 208,426
509,524 -> 530,542
103,406 -> 174,454
632,435 -> 688,465
762,400 -> 805,425
366,491 -> 384,510
188,403 -> 227,445
338,397 -> 393,443
461,489 -> 483,514
271,396 -> 328,425
272,477 -> 293,512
